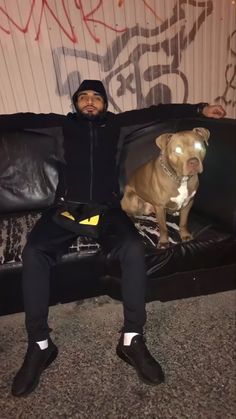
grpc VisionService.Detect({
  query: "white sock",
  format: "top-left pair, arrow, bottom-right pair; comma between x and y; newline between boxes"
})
123,332 -> 139,346
36,339 -> 48,350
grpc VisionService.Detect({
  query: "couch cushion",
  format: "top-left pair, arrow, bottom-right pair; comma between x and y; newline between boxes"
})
0,212 -> 98,264
0,212 -> 180,265
0,212 -> 41,264
1,210 -> 234,279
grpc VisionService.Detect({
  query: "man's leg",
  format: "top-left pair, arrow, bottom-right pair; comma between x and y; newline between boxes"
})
12,208 -> 78,397
98,208 -> 164,385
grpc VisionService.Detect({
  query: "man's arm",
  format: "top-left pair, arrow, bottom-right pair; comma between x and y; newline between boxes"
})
0,112 -> 65,130
115,103 -> 226,127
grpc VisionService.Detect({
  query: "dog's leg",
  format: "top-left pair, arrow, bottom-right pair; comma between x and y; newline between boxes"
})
121,185 -> 136,213
179,199 -> 194,241
154,206 -> 169,248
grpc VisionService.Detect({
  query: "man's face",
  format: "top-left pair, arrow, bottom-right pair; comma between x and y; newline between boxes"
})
76,90 -> 105,115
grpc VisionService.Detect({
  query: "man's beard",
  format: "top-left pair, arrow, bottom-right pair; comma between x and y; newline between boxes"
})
77,109 -> 106,121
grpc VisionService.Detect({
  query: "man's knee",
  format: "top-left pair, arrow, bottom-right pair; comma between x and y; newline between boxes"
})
22,242 -> 39,262
22,240 -> 53,264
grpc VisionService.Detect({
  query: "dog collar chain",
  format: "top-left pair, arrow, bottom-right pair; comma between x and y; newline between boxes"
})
159,154 -> 188,184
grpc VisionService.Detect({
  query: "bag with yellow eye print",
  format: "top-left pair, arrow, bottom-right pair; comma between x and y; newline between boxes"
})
53,200 -> 108,238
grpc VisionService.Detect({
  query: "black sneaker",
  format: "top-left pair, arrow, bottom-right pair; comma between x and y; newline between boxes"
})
11,338 -> 58,397
116,334 -> 164,385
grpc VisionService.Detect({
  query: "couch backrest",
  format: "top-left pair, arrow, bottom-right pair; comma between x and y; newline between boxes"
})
0,127 -> 64,213
1,118 -> 235,235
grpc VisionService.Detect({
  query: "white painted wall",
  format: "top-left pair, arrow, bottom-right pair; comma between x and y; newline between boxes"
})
0,0 -> 235,117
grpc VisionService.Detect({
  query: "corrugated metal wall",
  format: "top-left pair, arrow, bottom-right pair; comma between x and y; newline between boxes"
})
0,0 -> 235,117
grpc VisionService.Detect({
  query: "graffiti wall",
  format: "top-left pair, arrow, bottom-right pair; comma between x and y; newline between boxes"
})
0,0 -> 235,117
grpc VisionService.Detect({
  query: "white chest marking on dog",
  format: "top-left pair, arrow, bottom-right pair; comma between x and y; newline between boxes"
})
170,177 -> 196,209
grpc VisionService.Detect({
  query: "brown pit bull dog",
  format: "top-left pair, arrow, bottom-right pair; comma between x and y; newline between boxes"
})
121,127 -> 210,248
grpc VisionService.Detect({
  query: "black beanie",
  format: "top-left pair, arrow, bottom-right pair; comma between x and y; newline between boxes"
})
72,80 -> 108,111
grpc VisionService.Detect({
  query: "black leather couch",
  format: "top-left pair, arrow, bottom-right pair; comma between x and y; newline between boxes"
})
0,117 -> 235,316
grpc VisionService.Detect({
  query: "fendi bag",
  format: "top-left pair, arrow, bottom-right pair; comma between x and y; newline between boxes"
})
53,200 -> 107,238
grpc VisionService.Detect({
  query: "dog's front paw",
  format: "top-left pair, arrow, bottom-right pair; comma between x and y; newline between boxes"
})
179,230 -> 193,242
157,232 -> 170,249
157,240 -> 170,249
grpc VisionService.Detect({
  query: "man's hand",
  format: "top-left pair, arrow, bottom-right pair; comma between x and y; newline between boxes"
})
202,104 -> 226,119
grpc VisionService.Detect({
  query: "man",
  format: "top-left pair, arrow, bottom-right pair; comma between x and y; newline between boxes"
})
0,80 -> 226,396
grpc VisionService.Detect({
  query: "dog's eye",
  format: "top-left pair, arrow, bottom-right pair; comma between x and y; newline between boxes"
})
175,146 -> 183,154
194,141 -> 203,150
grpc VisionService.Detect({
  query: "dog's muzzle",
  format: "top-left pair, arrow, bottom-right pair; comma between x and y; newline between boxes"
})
186,157 -> 203,174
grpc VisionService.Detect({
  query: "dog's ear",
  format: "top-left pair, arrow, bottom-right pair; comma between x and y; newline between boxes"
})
155,133 -> 173,150
193,127 -> 210,145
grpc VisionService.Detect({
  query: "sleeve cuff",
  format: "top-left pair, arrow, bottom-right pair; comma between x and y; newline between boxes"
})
196,102 -> 209,116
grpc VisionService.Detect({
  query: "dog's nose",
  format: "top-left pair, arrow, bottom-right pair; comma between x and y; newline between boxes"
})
187,158 -> 200,173
188,157 -> 199,167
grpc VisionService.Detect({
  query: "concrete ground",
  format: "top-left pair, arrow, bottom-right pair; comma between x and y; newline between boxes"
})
0,290 -> 235,419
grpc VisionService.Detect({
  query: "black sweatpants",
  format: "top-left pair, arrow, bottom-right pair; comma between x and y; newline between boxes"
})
22,207 -> 147,342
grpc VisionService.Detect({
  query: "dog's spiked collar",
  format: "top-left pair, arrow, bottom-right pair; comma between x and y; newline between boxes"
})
159,153 -> 190,184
